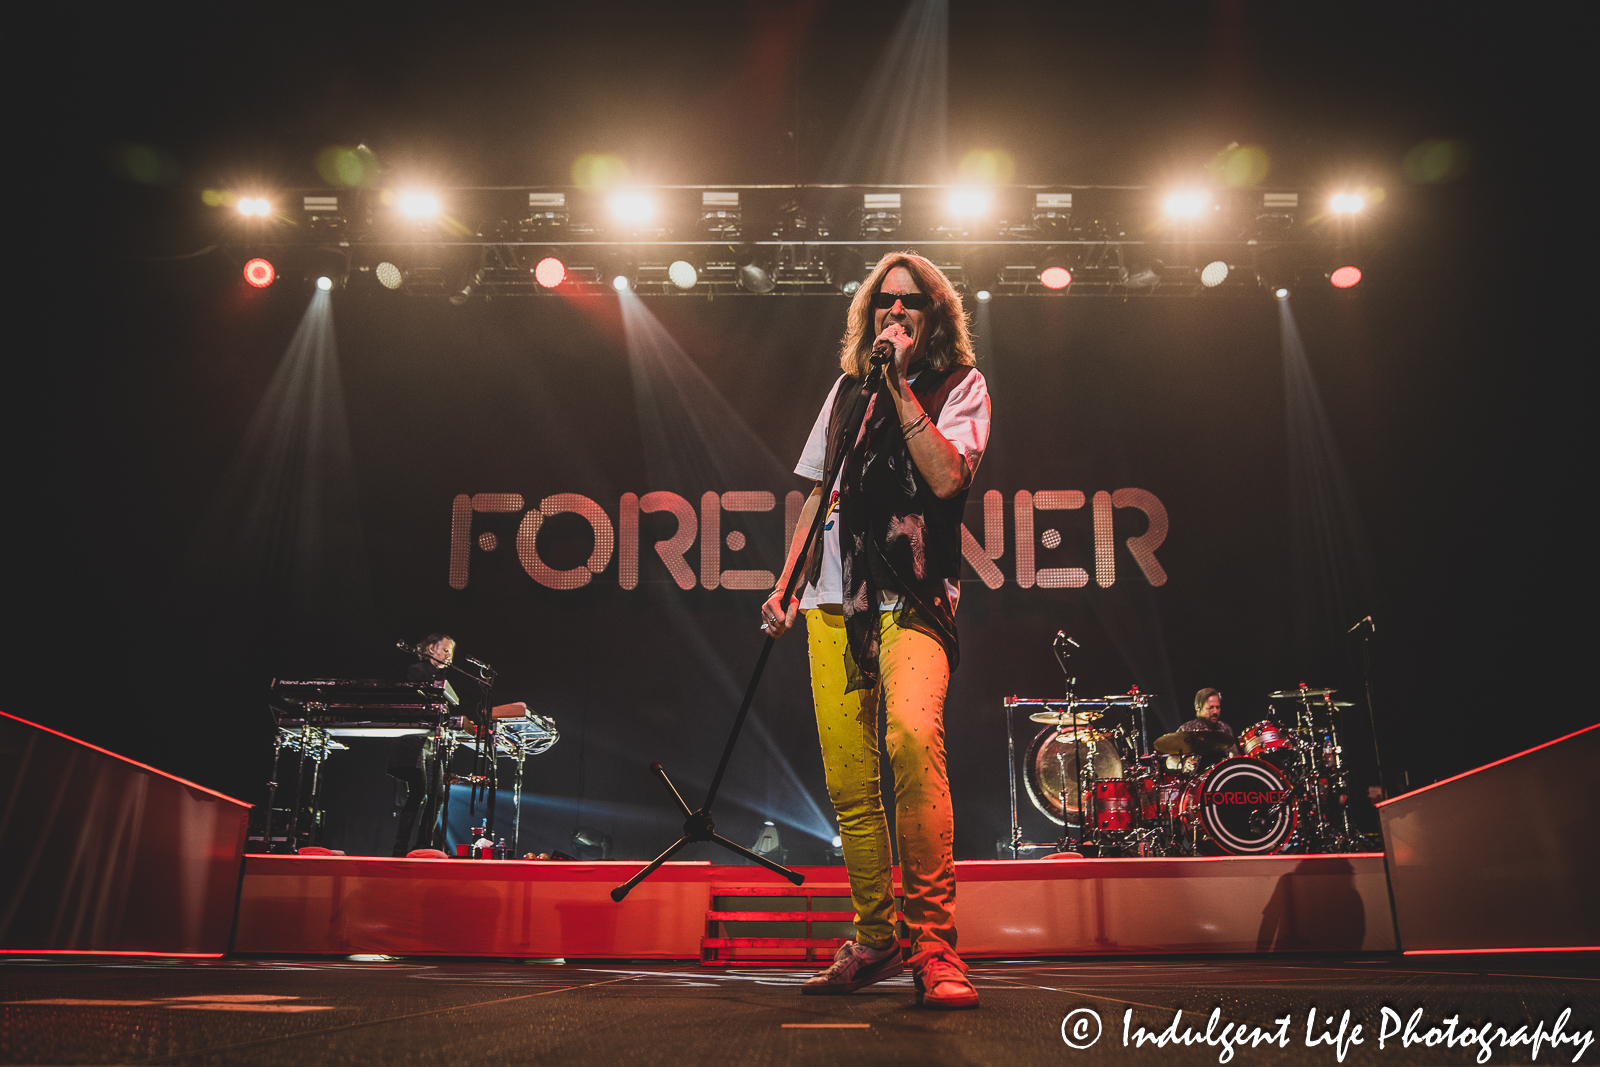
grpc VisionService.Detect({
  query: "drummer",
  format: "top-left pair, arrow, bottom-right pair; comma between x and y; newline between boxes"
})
1176,688 -> 1240,768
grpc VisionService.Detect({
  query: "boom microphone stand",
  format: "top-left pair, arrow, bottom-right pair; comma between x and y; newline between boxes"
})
612,347 -> 893,902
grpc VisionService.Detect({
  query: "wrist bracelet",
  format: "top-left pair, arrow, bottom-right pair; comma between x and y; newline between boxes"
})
901,412 -> 930,435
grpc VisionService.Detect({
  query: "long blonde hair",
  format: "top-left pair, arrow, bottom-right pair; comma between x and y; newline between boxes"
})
838,251 -> 976,379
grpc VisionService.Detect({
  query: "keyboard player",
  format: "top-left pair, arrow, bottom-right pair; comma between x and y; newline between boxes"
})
389,633 -> 455,855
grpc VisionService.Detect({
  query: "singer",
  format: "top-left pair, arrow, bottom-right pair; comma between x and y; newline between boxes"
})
761,253 -> 991,1009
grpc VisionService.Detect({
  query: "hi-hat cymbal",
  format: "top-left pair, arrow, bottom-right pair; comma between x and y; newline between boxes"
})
1326,700 -> 1355,707
1154,731 -> 1231,756
1268,687 -> 1336,699
1029,709 -> 1103,726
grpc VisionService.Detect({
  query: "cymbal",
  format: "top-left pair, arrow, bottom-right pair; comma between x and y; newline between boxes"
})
1327,700 -> 1355,707
1030,710 -> 1103,725
1154,731 -> 1231,756
1268,687 -> 1336,699
1045,727 -> 1112,743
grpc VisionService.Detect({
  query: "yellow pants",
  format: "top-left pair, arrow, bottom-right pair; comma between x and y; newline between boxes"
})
807,607 -> 957,951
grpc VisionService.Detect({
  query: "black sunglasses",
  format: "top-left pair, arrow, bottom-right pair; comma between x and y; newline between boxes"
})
870,290 -> 933,311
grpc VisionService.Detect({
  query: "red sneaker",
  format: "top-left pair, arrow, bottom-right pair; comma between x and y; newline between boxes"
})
909,944 -> 979,1009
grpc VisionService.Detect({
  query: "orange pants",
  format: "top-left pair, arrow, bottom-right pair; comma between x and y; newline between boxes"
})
806,606 -> 957,952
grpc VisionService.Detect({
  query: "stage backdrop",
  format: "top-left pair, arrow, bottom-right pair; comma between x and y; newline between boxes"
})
160,285 -> 1389,861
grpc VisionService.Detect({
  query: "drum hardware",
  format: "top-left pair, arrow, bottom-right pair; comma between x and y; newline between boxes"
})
270,721 -> 349,852
1263,683 -> 1361,852
1005,638 -> 1161,858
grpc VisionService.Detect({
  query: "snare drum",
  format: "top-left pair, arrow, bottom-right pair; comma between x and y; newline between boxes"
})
1088,776 -> 1156,831
1241,721 -> 1292,765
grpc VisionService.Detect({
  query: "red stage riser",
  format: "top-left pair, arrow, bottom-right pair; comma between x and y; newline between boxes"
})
0,711 -> 252,955
1379,723 -> 1600,953
234,854 -> 1394,958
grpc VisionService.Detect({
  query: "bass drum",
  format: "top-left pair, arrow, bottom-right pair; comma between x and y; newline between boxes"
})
1175,756 -> 1297,855
1024,726 -> 1124,825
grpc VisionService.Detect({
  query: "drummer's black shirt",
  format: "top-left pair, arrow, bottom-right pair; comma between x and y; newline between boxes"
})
1177,716 -> 1236,745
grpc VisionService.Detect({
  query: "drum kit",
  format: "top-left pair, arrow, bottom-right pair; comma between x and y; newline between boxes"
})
1004,682 -> 1362,857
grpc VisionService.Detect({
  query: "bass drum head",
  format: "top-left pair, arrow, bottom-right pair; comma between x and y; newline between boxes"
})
1185,756 -> 1297,855
1024,727 -> 1124,825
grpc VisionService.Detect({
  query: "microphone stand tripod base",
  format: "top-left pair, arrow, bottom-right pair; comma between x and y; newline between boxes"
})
610,762 -> 804,902
613,363 -> 883,905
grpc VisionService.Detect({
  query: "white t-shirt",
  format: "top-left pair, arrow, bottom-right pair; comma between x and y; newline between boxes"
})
794,368 -> 991,610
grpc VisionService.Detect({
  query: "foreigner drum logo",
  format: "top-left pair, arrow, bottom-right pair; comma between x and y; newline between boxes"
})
1192,757 -> 1297,854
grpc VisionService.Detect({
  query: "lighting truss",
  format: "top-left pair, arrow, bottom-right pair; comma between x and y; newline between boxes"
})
218,184 -> 1359,299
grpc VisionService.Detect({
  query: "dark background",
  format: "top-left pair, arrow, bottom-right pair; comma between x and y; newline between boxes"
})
13,2 -> 1582,860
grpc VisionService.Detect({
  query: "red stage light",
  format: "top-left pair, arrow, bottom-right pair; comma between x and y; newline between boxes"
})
243,258 -> 275,288
1330,265 -> 1362,289
1039,266 -> 1072,290
534,256 -> 566,289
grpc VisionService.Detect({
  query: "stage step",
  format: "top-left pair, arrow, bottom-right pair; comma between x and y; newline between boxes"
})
700,882 -> 907,966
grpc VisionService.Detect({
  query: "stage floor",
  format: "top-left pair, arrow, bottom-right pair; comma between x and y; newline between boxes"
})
2,954 -> 1594,1066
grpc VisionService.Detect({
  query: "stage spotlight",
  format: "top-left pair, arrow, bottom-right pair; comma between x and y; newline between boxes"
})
1330,193 -> 1365,215
571,826 -> 612,861
397,191 -> 440,218
961,247 -> 1004,298
751,821 -> 787,864
824,247 -> 866,295
1329,265 -> 1363,288
446,268 -> 481,305
976,289 -> 992,302
603,252 -> 638,293
1125,257 -> 1165,290
375,261 -> 403,290
236,197 -> 271,217
1275,287 -> 1290,299
1040,267 -> 1071,289
735,248 -> 777,294
534,256 -> 567,289
243,258 -> 275,288
307,247 -> 350,291
1163,190 -> 1208,219
1037,247 -> 1073,290
607,190 -> 656,226
667,259 -> 698,290
1200,260 -> 1230,288
946,187 -> 990,218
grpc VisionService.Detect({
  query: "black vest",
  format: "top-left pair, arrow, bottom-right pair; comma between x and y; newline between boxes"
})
803,364 -> 978,691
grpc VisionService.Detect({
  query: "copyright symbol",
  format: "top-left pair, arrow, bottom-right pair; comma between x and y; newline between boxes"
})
1061,1008 -> 1103,1049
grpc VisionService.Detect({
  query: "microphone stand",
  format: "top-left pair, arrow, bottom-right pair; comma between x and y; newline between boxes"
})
1347,615 -> 1386,800
612,349 -> 892,901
